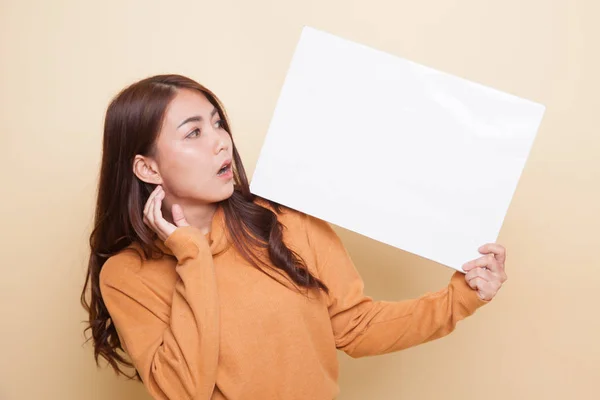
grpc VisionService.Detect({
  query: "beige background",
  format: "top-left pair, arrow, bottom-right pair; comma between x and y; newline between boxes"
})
1,0 -> 598,399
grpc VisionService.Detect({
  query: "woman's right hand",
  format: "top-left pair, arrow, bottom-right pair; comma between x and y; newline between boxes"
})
143,185 -> 190,242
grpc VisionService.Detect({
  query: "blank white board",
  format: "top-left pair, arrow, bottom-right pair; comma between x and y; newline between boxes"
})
250,26 -> 545,272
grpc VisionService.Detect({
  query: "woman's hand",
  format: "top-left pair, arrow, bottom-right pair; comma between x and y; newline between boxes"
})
462,244 -> 508,301
143,185 -> 190,242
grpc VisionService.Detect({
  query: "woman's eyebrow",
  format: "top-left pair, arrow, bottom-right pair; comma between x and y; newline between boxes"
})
177,108 -> 218,129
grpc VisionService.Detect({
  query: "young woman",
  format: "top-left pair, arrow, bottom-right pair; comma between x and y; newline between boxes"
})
81,74 -> 507,400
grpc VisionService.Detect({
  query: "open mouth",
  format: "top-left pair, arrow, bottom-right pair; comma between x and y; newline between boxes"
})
217,161 -> 232,176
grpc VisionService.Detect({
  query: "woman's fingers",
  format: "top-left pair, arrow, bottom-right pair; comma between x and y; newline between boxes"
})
462,243 -> 508,302
172,204 -> 190,227
142,185 -> 181,240
152,189 -> 177,240
466,276 -> 483,291
466,275 -> 498,300
152,189 -> 168,231
478,243 -> 507,265
463,253 -> 498,272
467,277 -> 493,300
143,185 -> 161,228
465,253 -> 508,277
144,187 -> 157,227
464,254 -> 507,282
144,185 -> 159,216
465,266 -> 493,283
465,266 -> 505,301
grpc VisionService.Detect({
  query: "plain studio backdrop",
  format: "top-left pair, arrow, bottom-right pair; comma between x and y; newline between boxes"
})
1,1 -> 598,399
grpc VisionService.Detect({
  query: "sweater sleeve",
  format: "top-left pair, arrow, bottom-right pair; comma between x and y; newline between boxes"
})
305,215 -> 489,358
99,226 -> 220,400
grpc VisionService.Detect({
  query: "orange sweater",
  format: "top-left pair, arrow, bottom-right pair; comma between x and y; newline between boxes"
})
100,204 -> 488,400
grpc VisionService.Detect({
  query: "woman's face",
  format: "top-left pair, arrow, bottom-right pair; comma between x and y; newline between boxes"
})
136,89 -> 235,206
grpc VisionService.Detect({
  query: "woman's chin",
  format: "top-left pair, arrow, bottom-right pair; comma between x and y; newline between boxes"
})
186,182 -> 235,205
218,181 -> 235,200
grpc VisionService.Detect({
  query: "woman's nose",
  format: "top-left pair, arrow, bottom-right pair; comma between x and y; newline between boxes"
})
212,131 -> 228,154
216,139 -> 226,153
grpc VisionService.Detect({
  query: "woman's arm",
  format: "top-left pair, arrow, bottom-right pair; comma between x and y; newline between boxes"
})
305,214 -> 489,358
100,226 -> 220,400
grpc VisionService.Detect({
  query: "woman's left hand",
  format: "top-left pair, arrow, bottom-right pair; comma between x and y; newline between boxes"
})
462,244 -> 508,301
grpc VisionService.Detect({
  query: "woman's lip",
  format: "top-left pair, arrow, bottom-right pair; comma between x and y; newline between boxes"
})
218,166 -> 233,179
218,159 -> 232,171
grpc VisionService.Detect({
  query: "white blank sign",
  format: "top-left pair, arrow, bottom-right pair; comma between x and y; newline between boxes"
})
250,26 -> 545,272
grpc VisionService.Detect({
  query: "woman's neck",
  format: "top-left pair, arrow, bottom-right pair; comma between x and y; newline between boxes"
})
162,199 -> 218,235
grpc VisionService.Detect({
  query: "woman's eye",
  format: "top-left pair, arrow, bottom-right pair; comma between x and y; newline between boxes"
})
214,120 -> 225,129
187,128 -> 201,138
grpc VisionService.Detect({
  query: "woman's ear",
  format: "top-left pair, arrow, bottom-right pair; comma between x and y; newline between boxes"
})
133,154 -> 163,185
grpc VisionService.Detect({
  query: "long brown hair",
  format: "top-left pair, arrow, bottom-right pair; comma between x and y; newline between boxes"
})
81,74 -> 328,378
